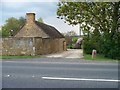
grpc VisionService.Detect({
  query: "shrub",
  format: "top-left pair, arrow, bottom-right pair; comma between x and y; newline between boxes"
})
72,37 -> 78,44
83,33 -> 120,60
83,39 -> 95,54
102,38 -> 120,60
67,44 -> 73,49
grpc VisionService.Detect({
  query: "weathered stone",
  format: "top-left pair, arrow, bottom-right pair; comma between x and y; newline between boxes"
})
0,37 -> 66,55
0,13 -> 67,56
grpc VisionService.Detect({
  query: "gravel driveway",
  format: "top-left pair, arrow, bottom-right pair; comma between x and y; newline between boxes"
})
45,49 -> 83,58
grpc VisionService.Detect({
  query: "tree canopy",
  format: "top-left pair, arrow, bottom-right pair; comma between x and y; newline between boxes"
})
57,1 -> 120,59
57,2 -> 119,36
38,17 -> 44,23
1,17 -> 44,37
1,17 -> 25,37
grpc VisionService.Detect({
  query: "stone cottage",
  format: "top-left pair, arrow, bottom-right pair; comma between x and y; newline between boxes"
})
1,13 -> 66,55
15,13 -> 64,38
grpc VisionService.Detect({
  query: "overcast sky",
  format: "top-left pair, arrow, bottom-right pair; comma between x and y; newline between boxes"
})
0,0 -> 79,35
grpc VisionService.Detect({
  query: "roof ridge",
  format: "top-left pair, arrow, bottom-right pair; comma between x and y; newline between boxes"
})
35,21 -> 64,38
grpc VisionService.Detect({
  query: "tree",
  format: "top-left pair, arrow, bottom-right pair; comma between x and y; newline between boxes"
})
0,30 -> 2,37
1,17 -> 25,37
2,17 -> 20,37
38,17 -> 44,23
19,17 -> 26,28
57,2 -> 119,35
57,1 -> 120,59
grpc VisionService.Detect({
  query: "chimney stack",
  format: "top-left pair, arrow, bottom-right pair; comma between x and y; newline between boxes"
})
26,13 -> 35,23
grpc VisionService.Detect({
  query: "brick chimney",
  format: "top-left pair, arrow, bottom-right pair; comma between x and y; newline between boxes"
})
26,13 -> 35,24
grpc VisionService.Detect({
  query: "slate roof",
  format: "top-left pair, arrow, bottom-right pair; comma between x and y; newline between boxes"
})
35,21 -> 64,38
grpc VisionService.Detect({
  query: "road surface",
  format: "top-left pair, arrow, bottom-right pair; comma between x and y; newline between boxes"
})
2,58 -> 119,88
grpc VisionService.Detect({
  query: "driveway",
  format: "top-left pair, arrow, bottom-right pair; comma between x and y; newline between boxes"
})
45,49 -> 83,58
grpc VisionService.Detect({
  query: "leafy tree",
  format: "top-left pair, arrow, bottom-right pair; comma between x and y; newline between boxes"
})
1,25 -> 10,37
57,1 -> 120,59
57,2 -> 119,36
0,30 -> 2,37
1,17 -> 25,37
38,17 -> 44,23
19,17 -> 26,28
1,17 -> 20,37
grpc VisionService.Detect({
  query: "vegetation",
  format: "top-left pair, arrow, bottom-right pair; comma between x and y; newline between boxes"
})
67,36 -> 80,49
83,54 -> 118,62
0,55 -> 41,59
63,30 -> 78,49
1,17 -> 45,37
38,17 -> 44,23
1,17 -> 26,37
72,37 -> 78,44
57,1 -> 120,60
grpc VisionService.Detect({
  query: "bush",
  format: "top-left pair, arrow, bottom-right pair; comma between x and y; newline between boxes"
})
72,37 -> 78,44
66,37 -> 79,49
67,44 -> 73,49
83,33 -> 120,60
102,38 -> 120,60
83,38 -> 95,54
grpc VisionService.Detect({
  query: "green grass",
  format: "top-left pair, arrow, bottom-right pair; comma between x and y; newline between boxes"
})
0,55 -> 42,59
83,54 -> 119,62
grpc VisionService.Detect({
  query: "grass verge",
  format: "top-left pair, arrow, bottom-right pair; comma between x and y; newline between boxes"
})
83,54 -> 119,62
0,55 -> 42,59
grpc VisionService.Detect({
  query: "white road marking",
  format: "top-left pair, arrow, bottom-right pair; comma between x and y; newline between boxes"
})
7,75 -> 10,77
32,75 -> 35,78
42,77 -> 120,82
4,75 -> 10,77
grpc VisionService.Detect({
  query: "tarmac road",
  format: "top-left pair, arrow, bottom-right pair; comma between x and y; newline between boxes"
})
2,58 -> 119,88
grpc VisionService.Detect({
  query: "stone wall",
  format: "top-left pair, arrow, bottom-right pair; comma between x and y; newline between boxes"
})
1,37 -> 34,56
0,37 -> 66,56
34,38 -> 66,55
